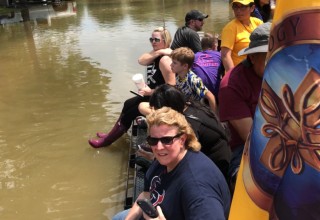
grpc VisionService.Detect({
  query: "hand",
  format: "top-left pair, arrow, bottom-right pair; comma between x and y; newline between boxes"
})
142,206 -> 166,220
136,149 -> 154,161
135,116 -> 147,127
138,85 -> 152,96
158,48 -> 172,56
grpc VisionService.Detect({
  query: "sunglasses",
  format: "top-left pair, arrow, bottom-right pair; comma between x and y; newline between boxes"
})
146,133 -> 183,146
149,37 -> 161,43
232,4 -> 250,10
197,18 -> 204,22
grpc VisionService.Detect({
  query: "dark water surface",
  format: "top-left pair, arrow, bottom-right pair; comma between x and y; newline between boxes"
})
0,0 -> 231,219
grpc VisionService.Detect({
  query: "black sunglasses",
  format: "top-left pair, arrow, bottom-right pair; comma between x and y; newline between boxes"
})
149,37 -> 161,43
146,133 -> 183,146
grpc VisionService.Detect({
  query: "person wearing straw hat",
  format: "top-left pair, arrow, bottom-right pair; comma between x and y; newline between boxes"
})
218,22 -> 271,193
220,0 -> 263,72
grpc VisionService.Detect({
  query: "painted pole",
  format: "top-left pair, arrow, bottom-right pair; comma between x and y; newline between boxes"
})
229,1 -> 320,219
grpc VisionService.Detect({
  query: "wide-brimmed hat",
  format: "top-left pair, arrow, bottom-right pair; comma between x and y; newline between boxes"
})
185,10 -> 209,22
238,22 -> 271,56
232,0 -> 254,5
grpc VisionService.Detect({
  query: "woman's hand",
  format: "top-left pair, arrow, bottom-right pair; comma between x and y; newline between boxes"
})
138,85 -> 153,96
142,206 -> 166,220
158,48 -> 172,56
138,48 -> 172,66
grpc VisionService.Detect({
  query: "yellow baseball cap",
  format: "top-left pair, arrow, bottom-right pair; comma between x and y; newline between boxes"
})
232,0 -> 254,5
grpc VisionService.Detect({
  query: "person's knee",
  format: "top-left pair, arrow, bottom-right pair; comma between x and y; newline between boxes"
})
227,145 -> 244,195
138,102 -> 151,115
112,209 -> 130,220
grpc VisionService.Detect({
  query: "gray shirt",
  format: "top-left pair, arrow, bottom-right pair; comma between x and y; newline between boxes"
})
170,26 -> 202,53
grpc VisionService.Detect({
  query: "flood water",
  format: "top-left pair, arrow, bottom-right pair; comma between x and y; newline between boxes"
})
0,0 -> 231,219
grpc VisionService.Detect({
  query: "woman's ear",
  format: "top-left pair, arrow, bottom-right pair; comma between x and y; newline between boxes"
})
250,5 -> 256,13
179,133 -> 187,145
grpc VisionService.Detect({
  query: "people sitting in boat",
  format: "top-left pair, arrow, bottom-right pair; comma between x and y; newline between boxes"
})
112,107 -> 230,220
171,9 -> 209,53
88,27 -> 175,148
220,0 -> 263,72
191,33 -> 224,99
170,47 -> 217,113
138,84 -> 231,180
219,22 -> 271,195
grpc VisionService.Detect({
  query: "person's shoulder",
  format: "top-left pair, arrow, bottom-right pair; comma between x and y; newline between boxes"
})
220,63 -> 246,85
176,26 -> 184,31
194,51 -> 204,56
190,150 -> 214,163
227,63 -> 257,86
159,55 -> 172,63
186,27 -> 199,36
145,159 -> 162,177
229,63 -> 250,78
250,16 -> 264,25
186,151 -> 222,174
207,50 -> 221,57
172,26 -> 184,36
221,19 -> 238,38
222,19 -> 238,30
180,151 -> 227,188
188,70 -> 202,81
180,26 -> 193,32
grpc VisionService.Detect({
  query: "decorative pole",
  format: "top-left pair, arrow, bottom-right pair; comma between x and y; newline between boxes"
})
229,0 -> 320,219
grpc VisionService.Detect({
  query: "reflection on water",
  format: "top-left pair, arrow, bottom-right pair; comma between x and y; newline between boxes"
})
0,1 -> 76,25
0,0 -> 231,219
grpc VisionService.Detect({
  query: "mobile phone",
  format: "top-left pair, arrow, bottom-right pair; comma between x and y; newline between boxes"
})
130,90 -> 144,97
137,199 -> 159,218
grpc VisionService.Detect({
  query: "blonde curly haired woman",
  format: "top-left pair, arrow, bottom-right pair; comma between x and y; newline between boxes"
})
114,107 -> 230,220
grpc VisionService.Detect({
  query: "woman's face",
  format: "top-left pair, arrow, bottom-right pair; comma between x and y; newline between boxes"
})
149,124 -> 186,172
150,31 -> 166,51
232,3 -> 254,22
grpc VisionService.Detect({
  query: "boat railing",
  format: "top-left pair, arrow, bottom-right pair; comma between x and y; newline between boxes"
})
124,122 -> 147,209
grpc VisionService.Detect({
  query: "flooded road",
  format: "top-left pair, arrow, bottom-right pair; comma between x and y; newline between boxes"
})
0,0 -> 231,219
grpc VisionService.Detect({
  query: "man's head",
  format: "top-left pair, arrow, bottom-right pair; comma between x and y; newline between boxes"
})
201,33 -> 219,51
238,22 -> 271,77
185,10 -> 208,31
170,47 -> 195,74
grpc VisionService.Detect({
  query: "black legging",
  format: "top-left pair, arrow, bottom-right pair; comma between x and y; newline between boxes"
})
120,95 -> 150,130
